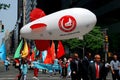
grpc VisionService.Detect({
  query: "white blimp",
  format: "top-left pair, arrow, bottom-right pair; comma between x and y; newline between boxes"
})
20,8 -> 97,40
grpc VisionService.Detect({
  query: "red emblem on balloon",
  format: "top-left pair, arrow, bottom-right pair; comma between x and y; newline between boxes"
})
59,15 -> 77,32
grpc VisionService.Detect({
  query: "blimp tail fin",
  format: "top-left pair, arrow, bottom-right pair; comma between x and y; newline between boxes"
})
30,23 -> 47,31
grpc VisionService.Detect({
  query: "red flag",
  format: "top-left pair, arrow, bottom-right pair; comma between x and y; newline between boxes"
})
44,41 -> 56,64
51,41 -> 56,60
57,41 -> 65,59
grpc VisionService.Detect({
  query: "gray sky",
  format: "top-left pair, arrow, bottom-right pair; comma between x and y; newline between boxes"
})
0,0 -> 17,45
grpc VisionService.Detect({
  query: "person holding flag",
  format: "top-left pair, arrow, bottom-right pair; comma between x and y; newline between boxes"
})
52,58 -> 59,75
20,58 -> 28,80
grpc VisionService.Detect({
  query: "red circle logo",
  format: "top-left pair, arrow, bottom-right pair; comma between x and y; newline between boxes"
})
58,15 -> 77,32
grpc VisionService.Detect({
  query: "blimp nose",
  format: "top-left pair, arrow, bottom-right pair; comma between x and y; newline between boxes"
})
20,25 -> 31,35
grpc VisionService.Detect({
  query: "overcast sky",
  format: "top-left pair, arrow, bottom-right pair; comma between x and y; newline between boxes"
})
0,0 -> 17,45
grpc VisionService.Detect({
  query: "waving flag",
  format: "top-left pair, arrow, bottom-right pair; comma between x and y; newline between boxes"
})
0,42 -> 6,61
44,46 -> 53,64
51,41 -> 56,60
44,41 -> 56,64
14,40 -> 23,58
56,41 -> 65,59
21,40 -> 29,58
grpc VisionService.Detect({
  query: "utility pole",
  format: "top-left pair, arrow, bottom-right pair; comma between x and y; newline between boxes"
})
103,28 -> 109,62
82,35 -> 85,58
23,0 -> 26,26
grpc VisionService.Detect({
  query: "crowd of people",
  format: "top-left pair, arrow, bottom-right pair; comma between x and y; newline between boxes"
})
2,52 -> 120,80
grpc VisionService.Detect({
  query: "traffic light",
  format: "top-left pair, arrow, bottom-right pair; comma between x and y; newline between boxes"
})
105,35 -> 108,42
108,52 -> 112,57
1,24 -> 4,32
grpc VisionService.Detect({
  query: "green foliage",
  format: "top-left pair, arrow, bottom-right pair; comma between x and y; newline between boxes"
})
0,3 -> 10,10
84,26 -> 104,51
62,26 -> 104,52
63,38 -> 83,50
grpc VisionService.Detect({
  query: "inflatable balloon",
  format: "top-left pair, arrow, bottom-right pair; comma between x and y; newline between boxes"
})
30,8 -> 46,22
30,8 -> 50,51
20,8 -> 97,40
35,40 -> 50,51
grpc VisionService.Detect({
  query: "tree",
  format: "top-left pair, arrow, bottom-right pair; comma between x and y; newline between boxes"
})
62,26 -> 104,53
84,26 -> 104,52
0,3 -> 10,10
63,38 -> 83,51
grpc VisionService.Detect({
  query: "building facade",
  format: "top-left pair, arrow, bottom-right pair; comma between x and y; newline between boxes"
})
10,0 -> 37,54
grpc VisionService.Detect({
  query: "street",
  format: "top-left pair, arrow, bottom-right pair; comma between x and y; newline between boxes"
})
0,63 -> 113,80
0,64 -> 71,80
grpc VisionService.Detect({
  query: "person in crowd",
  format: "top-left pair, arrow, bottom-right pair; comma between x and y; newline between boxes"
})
102,59 -> 111,80
88,54 -> 105,80
32,57 -> 39,80
4,58 -> 10,71
61,57 -> 68,79
14,58 -> 22,80
110,54 -> 120,80
67,57 -> 72,78
48,64 -> 53,77
70,53 -> 82,80
58,59 -> 63,77
52,58 -> 59,75
20,58 -> 28,80
82,52 -> 92,80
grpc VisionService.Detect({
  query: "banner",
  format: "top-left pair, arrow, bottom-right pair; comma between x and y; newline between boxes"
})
32,62 -> 60,71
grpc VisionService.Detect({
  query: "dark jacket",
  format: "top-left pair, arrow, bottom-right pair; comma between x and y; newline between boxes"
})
82,57 -> 90,80
88,62 -> 105,80
70,58 -> 82,78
